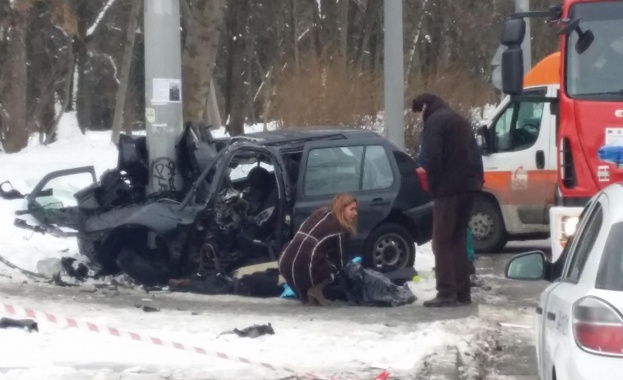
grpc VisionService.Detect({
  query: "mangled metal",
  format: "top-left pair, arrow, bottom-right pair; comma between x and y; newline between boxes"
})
8,124 -> 433,292
10,122 -> 288,286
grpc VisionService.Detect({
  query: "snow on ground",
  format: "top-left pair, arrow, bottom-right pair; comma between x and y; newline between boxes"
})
0,113 -> 483,379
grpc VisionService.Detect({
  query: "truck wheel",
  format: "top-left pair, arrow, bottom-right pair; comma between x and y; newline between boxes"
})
364,223 -> 415,272
469,197 -> 507,253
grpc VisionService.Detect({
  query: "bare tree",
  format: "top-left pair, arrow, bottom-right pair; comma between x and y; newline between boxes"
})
224,0 -> 251,136
291,0 -> 299,72
111,0 -> 142,144
355,0 -> 380,69
1,0 -> 29,153
182,0 -> 226,124
338,0 -> 349,63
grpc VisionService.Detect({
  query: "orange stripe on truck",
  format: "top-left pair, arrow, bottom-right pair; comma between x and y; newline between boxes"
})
484,170 -> 557,205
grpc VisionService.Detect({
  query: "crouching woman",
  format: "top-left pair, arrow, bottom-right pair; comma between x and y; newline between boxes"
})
278,193 -> 358,305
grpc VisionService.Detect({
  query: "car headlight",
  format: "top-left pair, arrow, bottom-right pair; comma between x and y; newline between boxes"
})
562,216 -> 579,239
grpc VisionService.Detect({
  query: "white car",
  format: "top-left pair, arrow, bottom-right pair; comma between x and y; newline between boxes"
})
506,183 -> 623,380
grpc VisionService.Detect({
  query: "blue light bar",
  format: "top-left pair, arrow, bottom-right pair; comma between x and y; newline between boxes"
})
598,145 -> 623,167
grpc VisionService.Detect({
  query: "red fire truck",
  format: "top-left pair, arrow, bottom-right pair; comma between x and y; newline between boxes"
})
499,0 -> 623,259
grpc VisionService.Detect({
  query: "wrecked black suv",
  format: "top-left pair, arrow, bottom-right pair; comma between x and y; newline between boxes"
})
17,124 -> 433,284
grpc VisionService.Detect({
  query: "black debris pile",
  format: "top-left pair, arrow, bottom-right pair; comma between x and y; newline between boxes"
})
168,268 -> 283,298
0,317 -> 38,333
329,262 -> 417,307
0,181 -> 25,200
217,323 -> 275,339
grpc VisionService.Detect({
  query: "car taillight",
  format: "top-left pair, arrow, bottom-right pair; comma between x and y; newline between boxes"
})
573,296 -> 623,356
415,167 -> 429,192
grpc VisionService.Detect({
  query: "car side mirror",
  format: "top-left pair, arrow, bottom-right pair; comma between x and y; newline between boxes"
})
505,251 -> 546,281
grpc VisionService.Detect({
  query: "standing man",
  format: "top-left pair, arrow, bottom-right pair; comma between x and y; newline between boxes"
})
412,93 -> 483,307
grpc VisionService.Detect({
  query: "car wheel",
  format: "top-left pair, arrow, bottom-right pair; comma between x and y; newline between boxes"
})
77,233 -> 97,263
364,223 -> 415,272
469,197 -> 507,253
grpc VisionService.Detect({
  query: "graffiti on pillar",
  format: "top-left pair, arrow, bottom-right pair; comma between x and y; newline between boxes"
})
151,157 -> 177,193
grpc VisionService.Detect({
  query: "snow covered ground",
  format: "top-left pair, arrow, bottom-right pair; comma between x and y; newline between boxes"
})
0,113 -> 489,380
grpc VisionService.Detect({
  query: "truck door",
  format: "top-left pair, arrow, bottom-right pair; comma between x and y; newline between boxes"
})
484,86 -> 556,228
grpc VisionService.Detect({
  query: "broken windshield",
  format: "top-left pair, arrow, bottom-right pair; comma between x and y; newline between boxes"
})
565,2 -> 623,100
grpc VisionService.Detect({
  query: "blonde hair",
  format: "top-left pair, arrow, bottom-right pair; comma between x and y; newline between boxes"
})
331,193 -> 357,234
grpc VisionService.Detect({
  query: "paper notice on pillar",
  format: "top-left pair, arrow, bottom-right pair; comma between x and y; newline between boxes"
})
152,78 -> 182,104
151,123 -> 169,134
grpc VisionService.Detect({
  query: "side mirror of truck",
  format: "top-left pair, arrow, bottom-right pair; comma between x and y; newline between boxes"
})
559,18 -> 594,55
500,18 -> 525,46
500,18 -> 526,96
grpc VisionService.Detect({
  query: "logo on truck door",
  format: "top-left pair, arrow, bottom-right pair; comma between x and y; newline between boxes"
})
616,110 -> 623,118
511,166 -> 528,191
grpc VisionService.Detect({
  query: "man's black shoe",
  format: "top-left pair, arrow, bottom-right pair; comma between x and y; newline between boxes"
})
457,298 -> 472,305
422,297 -> 457,307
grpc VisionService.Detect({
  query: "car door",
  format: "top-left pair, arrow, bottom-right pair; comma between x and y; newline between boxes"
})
20,166 -> 98,230
294,138 -> 400,254
483,87 -> 556,227
540,195 -> 608,379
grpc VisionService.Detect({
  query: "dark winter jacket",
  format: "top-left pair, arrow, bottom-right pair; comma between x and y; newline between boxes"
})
278,208 -> 350,303
417,138 -> 484,185
413,94 -> 483,198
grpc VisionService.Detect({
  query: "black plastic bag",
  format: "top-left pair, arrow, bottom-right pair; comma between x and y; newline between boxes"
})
237,268 -> 282,297
335,262 -> 417,307
0,317 -> 38,332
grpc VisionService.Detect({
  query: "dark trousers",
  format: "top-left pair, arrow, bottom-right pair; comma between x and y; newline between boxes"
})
432,192 -> 475,300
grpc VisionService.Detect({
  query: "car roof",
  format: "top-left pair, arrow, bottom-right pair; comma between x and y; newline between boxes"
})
228,128 -> 383,149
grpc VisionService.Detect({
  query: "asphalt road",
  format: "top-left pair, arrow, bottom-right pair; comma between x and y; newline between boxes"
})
0,240 -> 551,379
474,240 -> 551,380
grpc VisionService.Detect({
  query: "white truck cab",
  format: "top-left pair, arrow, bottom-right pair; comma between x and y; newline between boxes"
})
470,53 -> 560,252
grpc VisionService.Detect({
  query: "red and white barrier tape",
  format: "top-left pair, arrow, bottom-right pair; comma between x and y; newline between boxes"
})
1,302 -> 391,380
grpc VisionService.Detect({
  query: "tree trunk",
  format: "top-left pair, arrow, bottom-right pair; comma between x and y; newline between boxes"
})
66,59 -> 77,112
182,0 -> 225,124
225,0 -> 250,136
255,58 -> 273,132
206,80 -> 222,128
1,3 -> 29,153
291,0 -> 299,72
356,0 -> 378,70
339,0 -> 349,63
75,22 -> 91,133
111,0 -> 141,144
246,34 -> 256,126
405,1 -> 426,81
308,0 -> 323,58
44,50 -> 75,145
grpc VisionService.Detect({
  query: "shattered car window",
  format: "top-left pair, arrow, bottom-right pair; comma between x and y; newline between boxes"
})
304,145 -> 393,196
33,173 -> 95,209
362,145 -> 394,190
229,162 -> 274,182
304,146 -> 364,196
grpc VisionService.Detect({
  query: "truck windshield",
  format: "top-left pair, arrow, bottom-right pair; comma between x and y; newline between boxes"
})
566,2 -> 623,100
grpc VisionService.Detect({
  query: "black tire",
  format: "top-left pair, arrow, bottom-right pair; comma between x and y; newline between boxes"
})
364,223 -> 415,272
77,233 -> 97,263
469,197 -> 507,253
